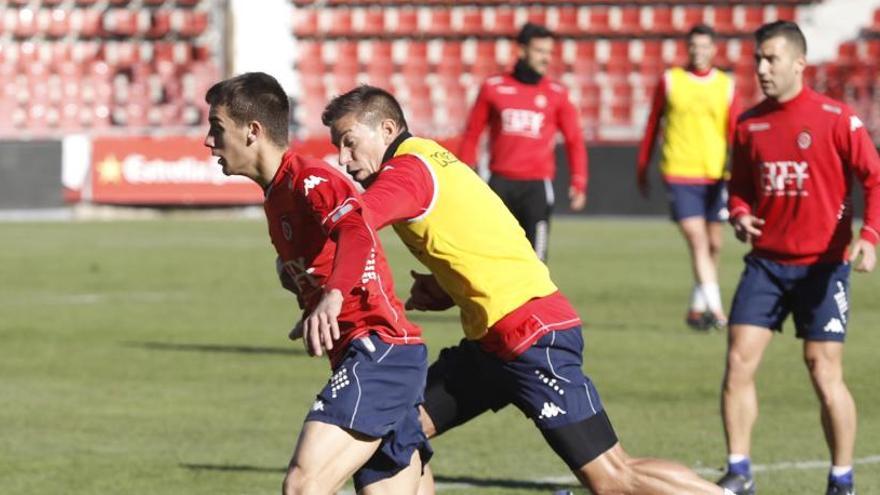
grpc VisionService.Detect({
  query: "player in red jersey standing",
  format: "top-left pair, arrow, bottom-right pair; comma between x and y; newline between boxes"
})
717,22 -> 880,495
203,72 -> 430,495
458,22 -> 588,261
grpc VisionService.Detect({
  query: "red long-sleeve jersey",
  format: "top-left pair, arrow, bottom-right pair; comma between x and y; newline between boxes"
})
265,150 -> 421,367
457,73 -> 588,193
729,88 -> 880,264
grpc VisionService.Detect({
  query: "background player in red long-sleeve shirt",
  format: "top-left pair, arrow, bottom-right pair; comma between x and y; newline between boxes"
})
718,22 -> 880,495
457,23 -> 588,261
203,73 -> 430,495
637,24 -> 741,330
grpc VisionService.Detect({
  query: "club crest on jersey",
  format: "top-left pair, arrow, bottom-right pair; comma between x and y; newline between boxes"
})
302,175 -> 327,196
534,94 -> 548,108
797,130 -> 812,150
280,215 -> 293,241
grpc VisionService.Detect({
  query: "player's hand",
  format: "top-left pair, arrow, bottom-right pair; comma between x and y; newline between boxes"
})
405,271 -> 454,311
288,319 -> 304,341
849,239 -> 877,273
637,175 -> 650,198
276,257 -> 298,295
568,186 -> 586,211
731,214 -> 764,243
302,289 -> 343,357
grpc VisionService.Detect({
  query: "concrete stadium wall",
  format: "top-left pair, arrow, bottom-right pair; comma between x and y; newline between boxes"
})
0,141 -> 63,209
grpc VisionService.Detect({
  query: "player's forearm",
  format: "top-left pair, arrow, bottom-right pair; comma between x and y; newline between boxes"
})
325,213 -> 374,296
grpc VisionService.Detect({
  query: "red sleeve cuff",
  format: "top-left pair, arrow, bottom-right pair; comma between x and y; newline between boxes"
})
729,206 -> 751,220
860,226 -> 880,245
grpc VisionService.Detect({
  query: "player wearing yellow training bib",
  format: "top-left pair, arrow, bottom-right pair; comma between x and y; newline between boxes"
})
637,24 -> 741,331
322,84 -> 730,495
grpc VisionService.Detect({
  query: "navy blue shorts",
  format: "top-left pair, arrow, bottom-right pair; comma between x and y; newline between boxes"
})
665,181 -> 728,222
423,327 -> 618,469
729,256 -> 851,341
305,334 -> 432,490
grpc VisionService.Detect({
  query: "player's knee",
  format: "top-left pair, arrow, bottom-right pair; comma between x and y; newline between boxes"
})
583,465 -> 636,495
804,354 -> 843,393
282,466 -> 322,495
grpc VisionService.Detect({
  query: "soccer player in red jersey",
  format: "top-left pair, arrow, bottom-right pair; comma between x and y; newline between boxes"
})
637,24 -> 741,330
457,23 -> 588,261
718,22 -> 880,495
203,73 -> 430,495
322,85 -> 732,495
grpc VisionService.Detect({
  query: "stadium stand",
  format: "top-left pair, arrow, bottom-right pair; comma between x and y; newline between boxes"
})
0,0 -> 219,135
3,1 -> 877,144
287,0 -> 880,143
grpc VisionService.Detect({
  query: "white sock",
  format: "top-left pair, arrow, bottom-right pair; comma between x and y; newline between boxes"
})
831,465 -> 853,477
690,284 -> 707,312
701,282 -> 723,313
723,490 -> 736,495
728,454 -> 748,464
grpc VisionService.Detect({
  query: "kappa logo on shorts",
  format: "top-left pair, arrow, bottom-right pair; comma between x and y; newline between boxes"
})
538,402 -> 567,419
833,281 -> 848,324
823,318 -> 845,334
312,399 -> 325,412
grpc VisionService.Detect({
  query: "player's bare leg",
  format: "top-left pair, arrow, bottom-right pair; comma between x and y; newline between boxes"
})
678,217 -> 724,328
283,421 -> 408,495
361,450 -> 423,495
803,340 -> 856,467
721,324 -> 774,459
707,221 -> 724,272
416,406 -> 437,495
576,443 -> 723,494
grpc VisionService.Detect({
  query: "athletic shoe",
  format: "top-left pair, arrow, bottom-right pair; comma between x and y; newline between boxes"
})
685,310 -> 710,330
826,480 -> 855,495
717,471 -> 756,495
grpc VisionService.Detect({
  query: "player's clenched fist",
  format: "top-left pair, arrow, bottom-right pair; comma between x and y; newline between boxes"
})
405,271 -> 454,311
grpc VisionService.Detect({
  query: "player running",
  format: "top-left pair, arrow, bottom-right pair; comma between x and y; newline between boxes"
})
637,24 -> 741,330
322,85 -> 732,495
458,22 -> 588,261
718,21 -> 879,495
204,73 -> 430,495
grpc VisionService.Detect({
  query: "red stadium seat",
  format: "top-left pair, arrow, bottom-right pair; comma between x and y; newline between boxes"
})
676,6 -> 704,33
11,8 -> 39,38
326,9 -> 352,36
42,9 -> 70,38
742,6 -> 764,30
293,8 -> 318,36
425,8 -> 451,36
555,6 -> 579,36
69,9 -> 102,37
526,6 -> 547,27
102,9 -> 145,36
455,6 -> 481,36
394,7 -> 418,34
171,9 -> 208,37
617,6 -> 642,34
359,6 -> 384,35
487,6 -> 516,35
651,6 -> 673,33
775,5 -> 796,22
711,6 -> 735,35
588,6 -> 611,35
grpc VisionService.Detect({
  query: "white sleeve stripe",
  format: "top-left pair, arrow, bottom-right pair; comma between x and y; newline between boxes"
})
864,225 -> 879,239
322,197 -> 360,226
406,154 -> 439,224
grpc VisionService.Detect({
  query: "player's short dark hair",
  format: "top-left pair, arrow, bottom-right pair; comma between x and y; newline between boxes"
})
321,85 -> 408,136
516,22 -> 554,46
687,24 -> 716,42
205,72 -> 289,148
755,20 -> 807,56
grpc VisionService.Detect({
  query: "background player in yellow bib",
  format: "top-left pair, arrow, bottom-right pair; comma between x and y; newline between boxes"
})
637,24 -> 742,330
322,85 -> 732,495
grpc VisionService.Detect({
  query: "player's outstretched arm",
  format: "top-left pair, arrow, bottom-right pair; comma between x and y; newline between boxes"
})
850,239 -> 877,273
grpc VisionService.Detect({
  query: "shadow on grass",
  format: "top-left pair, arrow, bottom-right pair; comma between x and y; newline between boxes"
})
179,464 -> 578,491
123,341 -> 306,356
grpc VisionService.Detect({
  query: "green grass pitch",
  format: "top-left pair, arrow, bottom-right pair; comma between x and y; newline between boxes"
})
1,218 -> 877,494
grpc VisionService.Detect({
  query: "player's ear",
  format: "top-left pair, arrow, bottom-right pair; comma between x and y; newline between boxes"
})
381,118 -> 398,144
246,121 -> 260,145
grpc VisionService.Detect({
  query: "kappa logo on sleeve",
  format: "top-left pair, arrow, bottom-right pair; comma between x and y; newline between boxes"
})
302,175 -> 328,196
850,115 -> 864,132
